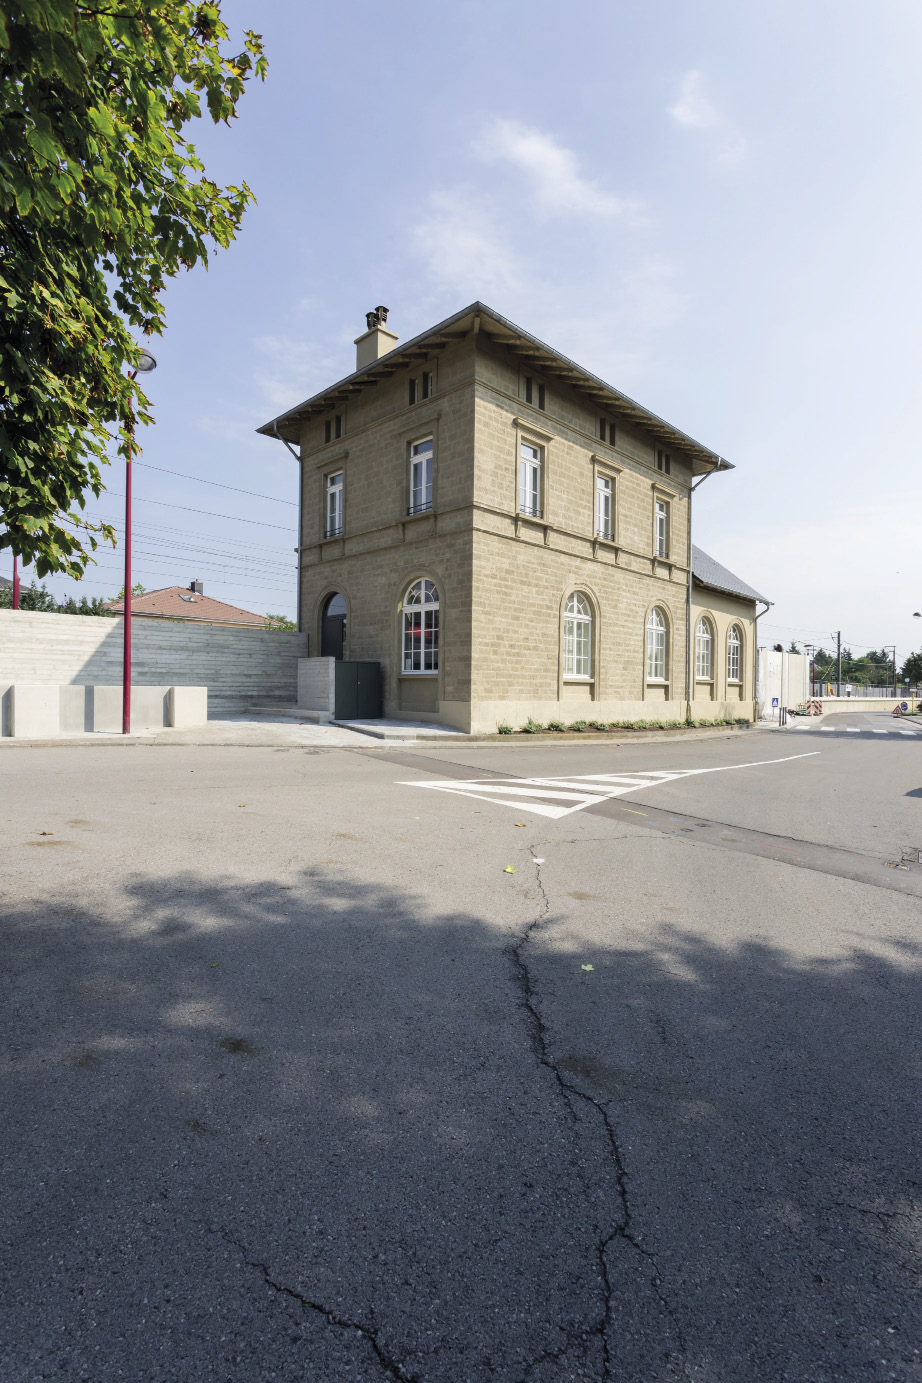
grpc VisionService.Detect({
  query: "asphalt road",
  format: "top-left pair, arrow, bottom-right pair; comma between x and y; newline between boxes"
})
2,725 -> 921,1382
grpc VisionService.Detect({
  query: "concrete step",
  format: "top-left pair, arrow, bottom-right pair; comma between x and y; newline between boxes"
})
245,704 -> 334,724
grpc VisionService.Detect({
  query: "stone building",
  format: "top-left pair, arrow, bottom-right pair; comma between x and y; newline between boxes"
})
259,303 -> 767,732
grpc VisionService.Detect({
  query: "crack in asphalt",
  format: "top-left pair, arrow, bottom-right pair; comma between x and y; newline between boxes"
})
222,1233 -> 418,1382
508,850 -> 687,1380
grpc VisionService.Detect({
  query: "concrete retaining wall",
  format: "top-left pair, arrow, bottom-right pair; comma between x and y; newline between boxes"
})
297,657 -> 336,712
0,610 -> 308,718
3,683 -> 208,737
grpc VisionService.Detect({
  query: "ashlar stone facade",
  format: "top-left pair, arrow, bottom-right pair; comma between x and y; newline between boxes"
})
259,304 -> 765,732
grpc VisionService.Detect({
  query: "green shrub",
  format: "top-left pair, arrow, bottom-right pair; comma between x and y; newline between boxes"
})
521,717 -> 544,734
547,719 -> 566,732
497,722 -> 513,734
588,719 -> 609,731
568,720 -> 589,732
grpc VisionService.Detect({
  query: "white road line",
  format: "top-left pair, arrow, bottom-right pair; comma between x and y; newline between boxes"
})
845,727 -> 860,733
399,752 -> 820,820
872,729 -> 887,734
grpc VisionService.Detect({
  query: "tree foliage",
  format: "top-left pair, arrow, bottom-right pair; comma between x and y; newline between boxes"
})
900,649 -> 922,685
263,612 -> 296,632
0,1 -> 266,577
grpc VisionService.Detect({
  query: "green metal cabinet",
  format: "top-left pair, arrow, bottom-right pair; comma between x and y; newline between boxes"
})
334,661 -> 381,720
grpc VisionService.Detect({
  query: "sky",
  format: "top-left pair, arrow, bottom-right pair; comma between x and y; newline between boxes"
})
12,0 -> 922,668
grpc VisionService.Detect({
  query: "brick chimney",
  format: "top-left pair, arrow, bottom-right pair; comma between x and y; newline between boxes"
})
189,579 -> 203,595
354,305 -> 398,370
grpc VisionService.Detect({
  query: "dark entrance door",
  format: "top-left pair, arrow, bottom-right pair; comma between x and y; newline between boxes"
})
320,592 -> 347,659
334,662 -> 381,720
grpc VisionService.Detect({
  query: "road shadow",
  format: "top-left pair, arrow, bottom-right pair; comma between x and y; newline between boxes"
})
2,870 -> 920,1381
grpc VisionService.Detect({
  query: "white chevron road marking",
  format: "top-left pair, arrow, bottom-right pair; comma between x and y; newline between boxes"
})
399,752 -> 820,820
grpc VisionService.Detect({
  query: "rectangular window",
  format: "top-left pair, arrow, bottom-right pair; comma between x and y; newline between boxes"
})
409,378 -> 418,406
654,499 -> 668,558
408,437 -> 433,515
600,419 -> 615,445
325,471 -> 343,538
656,449 -> 671,475
524,377 -> 546,410
324,419 -> 332,444
335,414 -> 343,440
596,474 -> 612,539
520,443 -> 542,517
421,371 -> 432,399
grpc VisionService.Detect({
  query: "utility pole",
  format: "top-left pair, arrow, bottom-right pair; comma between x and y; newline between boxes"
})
834,631 -> 841,697
804,643 -> 815,696
12,553 -> 20,610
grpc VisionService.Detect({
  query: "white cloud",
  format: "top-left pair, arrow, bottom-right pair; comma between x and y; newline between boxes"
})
411,190 -> 528,300
473,119 -> 638,218
668,70 -> 720,129
668,71 -> 747,166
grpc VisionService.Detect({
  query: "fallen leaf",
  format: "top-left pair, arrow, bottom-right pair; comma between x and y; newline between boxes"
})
238,803 -> 246,807
39,831 -> 53,836
211,962 -> 219,967
515,823 -> 526,827
581,964 -> 594,972
503,865 -> 517,874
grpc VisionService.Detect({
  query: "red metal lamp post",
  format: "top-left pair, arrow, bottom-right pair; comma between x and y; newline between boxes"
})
122,350 -> 157,734
12,553 -> 20,609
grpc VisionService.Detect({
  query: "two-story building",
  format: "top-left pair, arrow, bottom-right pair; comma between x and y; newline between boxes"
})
258,303 -> 766,732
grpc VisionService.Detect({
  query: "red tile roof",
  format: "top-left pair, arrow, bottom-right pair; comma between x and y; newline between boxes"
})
105,586 -> 269,626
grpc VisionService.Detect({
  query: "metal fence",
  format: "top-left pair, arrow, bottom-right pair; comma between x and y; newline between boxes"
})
811,684 -> 922,699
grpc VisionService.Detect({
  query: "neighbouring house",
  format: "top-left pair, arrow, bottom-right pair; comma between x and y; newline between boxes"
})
0,574 -> 11,588
105,579 -> 268,628
258,302 -> 769,732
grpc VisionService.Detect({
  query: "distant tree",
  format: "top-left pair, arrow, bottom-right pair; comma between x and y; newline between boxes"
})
1,2 -> 267,578
264,613 -> 296,632
0,578 -> 57,610
900,649 -> 922,684
109,582 -> 147,601
787,640 -> 801,653
57,594 -> 114,616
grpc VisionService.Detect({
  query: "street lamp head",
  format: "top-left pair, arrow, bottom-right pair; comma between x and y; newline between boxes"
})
914,612 -> 921,618
134,349 -> 157,373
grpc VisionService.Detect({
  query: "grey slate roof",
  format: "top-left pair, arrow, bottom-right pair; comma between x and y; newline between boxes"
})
692,546 -> 770,604
0,574 -> 11,588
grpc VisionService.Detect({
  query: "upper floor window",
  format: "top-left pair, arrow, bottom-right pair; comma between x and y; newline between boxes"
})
646,607 -> 667,681
324,414 -> 343,444
402,578 -> 439,673
727,624 -> 742,683
654,499 -> 669,558
519,443 -> 542,517
599,419 -> 616,445
325,471 -> 343,538
695,617 -> 713,681
524,376 -> 546,410
409,372 -> 433,406
596,474 -> 613,540
563,592 -> 592,679
656,449 -> 671,475
408,438 -> 433,515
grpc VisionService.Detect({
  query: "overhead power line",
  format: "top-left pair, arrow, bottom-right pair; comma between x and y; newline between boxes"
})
133,462 -> 297,506
67,494 -> 296,530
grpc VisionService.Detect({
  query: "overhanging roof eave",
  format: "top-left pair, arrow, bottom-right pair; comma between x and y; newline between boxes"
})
256,301 -> 732,471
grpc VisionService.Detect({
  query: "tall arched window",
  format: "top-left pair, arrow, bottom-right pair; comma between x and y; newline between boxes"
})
727,624 -> 742,683
695,617 -> 713,681
402,579 -> 439,673
646,607 -> 667,681
563,592 -> 592,679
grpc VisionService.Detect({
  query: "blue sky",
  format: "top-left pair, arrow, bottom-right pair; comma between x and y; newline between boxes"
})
18,0 -> 922,665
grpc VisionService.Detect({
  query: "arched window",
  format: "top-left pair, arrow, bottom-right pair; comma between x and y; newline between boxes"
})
563,592 -> 592,679
321,592 -> 347,659
646,607 -> 667,681
727,624 -> 742,683
402,579 -> 439,673
695,617 -> 713,681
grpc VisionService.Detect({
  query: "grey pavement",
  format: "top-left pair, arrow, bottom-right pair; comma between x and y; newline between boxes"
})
2,728 -> 921,1381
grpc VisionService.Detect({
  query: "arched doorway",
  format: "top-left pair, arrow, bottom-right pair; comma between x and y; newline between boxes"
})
321,593 -> 347,659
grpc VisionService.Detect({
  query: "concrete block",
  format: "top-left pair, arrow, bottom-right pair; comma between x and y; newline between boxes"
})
10,684 -> 60,738
91,685 -> 170,731
60,685 -> 92,733
298,657 -> 336,712
168,685 -> 208,727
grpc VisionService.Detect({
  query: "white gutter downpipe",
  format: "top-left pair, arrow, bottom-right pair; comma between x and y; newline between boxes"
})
272,420 -> 303,633
686,466 -> 719,722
